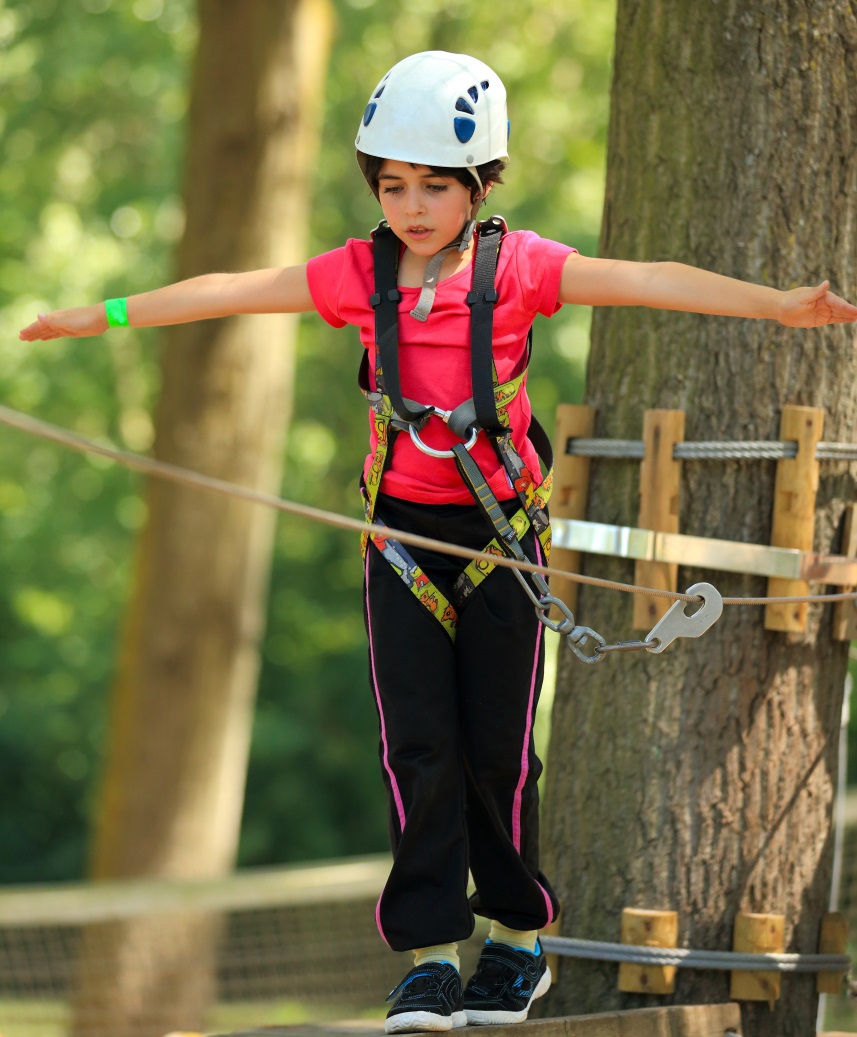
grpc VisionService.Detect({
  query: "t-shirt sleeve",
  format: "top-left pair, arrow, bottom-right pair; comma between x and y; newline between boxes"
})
511,230 -> 577,317
306,243 -> 351,328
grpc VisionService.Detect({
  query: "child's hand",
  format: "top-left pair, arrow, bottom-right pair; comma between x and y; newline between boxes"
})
19,305 -> 108,342
778,281 -> 857,328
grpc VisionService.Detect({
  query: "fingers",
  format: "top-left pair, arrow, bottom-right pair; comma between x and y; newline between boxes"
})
823,290 -> 857,324
19,306 -> 104,340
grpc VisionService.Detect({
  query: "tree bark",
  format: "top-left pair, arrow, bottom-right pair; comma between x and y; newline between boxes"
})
71,3 -> 332,1035
541,3 -> 857,1036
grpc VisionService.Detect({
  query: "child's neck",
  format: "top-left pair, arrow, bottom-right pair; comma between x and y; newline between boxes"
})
397,240 -> 473,289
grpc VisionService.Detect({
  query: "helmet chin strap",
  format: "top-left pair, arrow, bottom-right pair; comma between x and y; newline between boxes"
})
458,165 -> 485,252
409,166 -> 485,322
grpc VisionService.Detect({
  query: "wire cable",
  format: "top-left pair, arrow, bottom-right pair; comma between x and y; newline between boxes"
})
2,403 -> 856,609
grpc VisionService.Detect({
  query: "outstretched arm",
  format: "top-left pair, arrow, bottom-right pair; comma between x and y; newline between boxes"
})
559,253 -> 857,328
19,263 -> 315,342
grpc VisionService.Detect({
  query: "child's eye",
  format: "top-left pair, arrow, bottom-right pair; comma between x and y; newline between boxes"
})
427,184 -> 448,193
381,185 -> 402,194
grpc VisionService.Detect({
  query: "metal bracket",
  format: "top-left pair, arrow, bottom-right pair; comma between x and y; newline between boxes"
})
551,517 -> 857,585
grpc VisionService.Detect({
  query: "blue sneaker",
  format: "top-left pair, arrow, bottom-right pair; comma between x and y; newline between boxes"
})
462,941 -> 551,1025
385,961 -> 467,1033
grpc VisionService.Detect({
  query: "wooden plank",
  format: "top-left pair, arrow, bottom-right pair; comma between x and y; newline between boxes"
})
549,404 -> 596,621
765,405 -> 824,632
208,1003 -> 743,1037
633,410 -> 685,630
816,911 -> 849,994
832,505 -> 857,640
618,907 -> 678,995
541,909 -> 563,986
730,911 -> 784,1007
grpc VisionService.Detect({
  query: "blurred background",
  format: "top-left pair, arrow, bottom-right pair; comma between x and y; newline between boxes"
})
0,0 -> 612,886
1,1 -> 855,1035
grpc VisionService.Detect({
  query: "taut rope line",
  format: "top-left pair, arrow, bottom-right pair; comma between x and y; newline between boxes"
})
1,403 -> 855,608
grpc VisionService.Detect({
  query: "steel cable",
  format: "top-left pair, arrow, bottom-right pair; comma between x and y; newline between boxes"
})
2,403 -> 856,608
567,438 -> 857,462
540,935 -> 851,974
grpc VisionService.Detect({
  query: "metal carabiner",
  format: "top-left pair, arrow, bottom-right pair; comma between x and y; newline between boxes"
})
511,567 -> 609,664
408,408 -> 479,459
566,625 -> 608,664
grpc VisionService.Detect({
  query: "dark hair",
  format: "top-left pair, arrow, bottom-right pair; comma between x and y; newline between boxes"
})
357,152 -> 506,201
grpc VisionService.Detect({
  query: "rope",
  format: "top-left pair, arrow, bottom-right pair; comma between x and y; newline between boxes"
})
567,438 -> 857,462
540,936 -> 852,974
2,403 -> 856,608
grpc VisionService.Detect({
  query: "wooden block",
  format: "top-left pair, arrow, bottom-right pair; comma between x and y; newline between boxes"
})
549,404 -> 596,621
633,410 -> 685,630
730,911 -> 784,1007
832,506 -> 857,641
542,909 -> 562,984
817,911 -> 849,994
618,907 -> 678,995
765,405 -> 824,632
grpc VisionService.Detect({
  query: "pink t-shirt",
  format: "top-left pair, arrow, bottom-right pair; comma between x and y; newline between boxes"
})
306,229 -> 575,505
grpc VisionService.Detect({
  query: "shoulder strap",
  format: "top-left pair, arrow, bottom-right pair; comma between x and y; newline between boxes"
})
467,217 -> 506,435
370,221 -> 431,426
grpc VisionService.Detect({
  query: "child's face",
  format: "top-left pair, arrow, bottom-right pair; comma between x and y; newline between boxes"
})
377,159 -> 474,254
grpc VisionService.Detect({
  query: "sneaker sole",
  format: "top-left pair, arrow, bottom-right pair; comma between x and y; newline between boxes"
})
464,966 -> 551,1026
385,1010 -> 468,1033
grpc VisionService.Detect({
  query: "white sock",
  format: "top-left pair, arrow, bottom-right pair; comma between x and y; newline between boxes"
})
488,921 -> 539,953
413,942 -> 460,971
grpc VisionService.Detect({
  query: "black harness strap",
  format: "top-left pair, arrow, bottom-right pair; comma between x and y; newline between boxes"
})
467,217 -> 506,436
370,221 -> 432,427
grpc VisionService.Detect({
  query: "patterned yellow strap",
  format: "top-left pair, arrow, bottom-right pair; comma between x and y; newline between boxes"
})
368,527 -> 459,640
360,370 -> 552,631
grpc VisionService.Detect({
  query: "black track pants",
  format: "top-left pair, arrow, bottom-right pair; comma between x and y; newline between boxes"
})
363,493 -> 560,952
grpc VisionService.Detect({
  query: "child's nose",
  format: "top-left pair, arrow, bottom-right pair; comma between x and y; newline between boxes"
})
404,191 -> 425,216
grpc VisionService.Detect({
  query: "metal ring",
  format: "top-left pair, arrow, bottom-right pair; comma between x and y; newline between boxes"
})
409,421 -> 478,459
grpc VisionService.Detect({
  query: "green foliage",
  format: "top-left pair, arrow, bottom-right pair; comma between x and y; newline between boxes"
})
0,0 -> 616,881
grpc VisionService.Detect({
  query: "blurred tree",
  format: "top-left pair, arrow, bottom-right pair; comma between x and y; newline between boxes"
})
0,0 -> 618,882
0,0 -> 195,883
69,2 -> 332,1035
541,2 -> 857,1036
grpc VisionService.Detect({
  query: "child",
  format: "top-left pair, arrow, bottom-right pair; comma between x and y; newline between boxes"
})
19,50 -> 857,1035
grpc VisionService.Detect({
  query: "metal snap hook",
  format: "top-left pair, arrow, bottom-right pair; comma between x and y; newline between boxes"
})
644,582 -> 723,653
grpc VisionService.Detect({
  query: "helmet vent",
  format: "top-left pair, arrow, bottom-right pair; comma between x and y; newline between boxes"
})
455,97 -> 475,114
363,103 -> 377,127
374,84 -> 385,98
481,80 -> 489,90
467,86 -> 479,103
453,117 -> 476,143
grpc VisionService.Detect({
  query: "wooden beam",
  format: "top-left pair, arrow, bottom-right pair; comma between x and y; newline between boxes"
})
618,907 -> 678,994
634,410 -> 685,630
765,405 -> 824,632
549,404 -> 596,621
832,506 -> 857,641
730,911 -> 784,1007
817,912 -> 849,994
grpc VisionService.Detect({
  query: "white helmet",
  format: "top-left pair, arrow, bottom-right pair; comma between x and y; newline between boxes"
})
355,51 -> 509,186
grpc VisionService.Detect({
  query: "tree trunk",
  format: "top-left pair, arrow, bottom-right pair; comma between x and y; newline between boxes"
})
71,3 -> 332,1035
541,3 -> 857,1036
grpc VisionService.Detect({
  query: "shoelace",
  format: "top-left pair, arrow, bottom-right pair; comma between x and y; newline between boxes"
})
468,960 -> 511,994
386,970 -> 440,1003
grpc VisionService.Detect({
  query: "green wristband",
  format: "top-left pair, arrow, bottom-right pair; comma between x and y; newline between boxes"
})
104,297 -> 129,328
